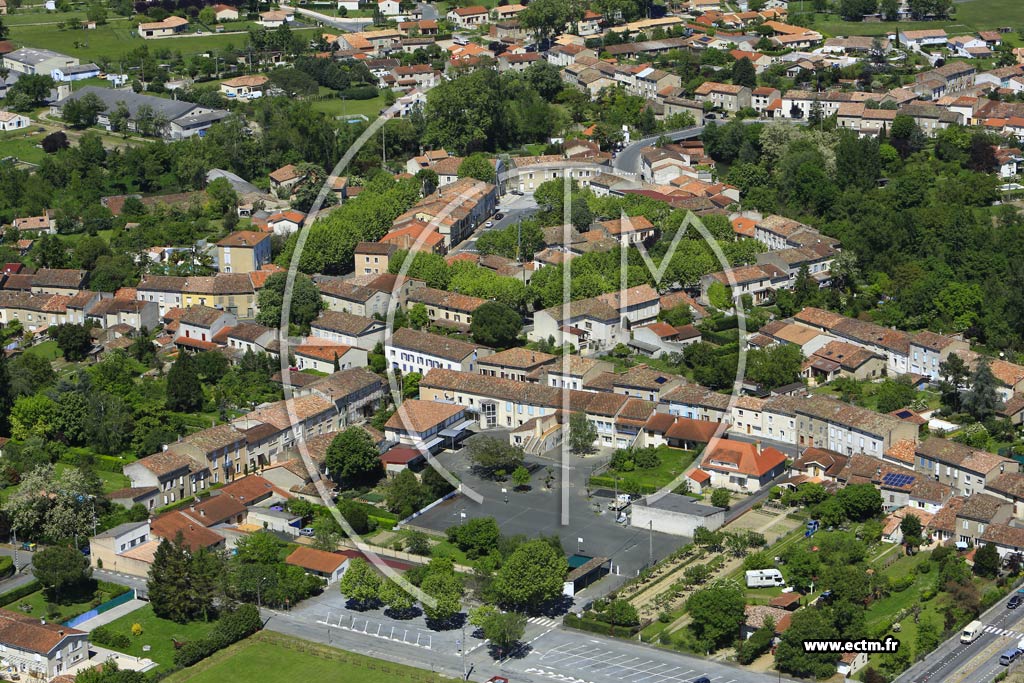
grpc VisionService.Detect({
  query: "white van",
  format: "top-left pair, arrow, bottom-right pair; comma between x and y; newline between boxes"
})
745,569 -> 785,588
961,620 -> 983,644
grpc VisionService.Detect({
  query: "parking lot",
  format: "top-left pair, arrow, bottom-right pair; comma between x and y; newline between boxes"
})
532,643 -> 744,683
409,443 -> 684,582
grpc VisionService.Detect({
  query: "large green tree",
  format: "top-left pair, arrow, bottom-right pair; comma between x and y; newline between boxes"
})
338,557 -> 382,607
685,585 -> 745,651
324,427 -> 383,484
148,534 -> 197,623
470,301 -> 522,347
33,545 -> 91,602
166,352 -> 203,412
256,272 -> 324,333
491,539 -> 567,611
775,609 -> 840,678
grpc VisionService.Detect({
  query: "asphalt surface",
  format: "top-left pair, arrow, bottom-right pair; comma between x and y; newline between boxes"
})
288,6 -> 373,31
456,193 -> 539,254
418,2 -> 438,20
895,588 -> 1024,683
408,443 -> 686,584
614,126 -> 706,176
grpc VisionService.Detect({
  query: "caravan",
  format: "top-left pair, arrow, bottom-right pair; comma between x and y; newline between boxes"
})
745,569 -> 785,588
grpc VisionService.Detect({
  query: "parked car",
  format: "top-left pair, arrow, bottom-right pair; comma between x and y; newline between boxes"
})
1009,595 -> 1023,609
494,213 -> 504,220
485,221 -> 494,227
299,527 -> 315,537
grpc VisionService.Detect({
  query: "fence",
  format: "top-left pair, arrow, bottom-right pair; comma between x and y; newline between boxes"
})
63,589 -> 136,628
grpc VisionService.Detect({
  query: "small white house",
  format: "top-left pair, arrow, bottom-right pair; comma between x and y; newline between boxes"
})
377,0 -> 401,15
338,0 -> 359,10
0,110 -> 30,131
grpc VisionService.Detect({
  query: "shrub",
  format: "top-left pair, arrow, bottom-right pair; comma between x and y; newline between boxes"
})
91,625 -> 131,649
173,604 -> 262,668
0,556 -> 13,578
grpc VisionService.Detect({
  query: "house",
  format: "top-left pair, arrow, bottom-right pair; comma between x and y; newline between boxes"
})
53,87 -> 228,140
286,546 -> 353,583
700,264 -> 789,307
138,15 -> 189,38
604,364 -> 683,402
478,347 -> 556,382
180,273 -> 259,319
212,4 -> 239,20
225,323 -> 277,357
913,438 -> 1018,497
596,215 -> 656,245
693,82 -> 752,113
741,605 -> 792,641
699,440 -> 787,492
175,305 -> 236,350
50,62 -> 100,82
773,394 -> 918,455
30,268 -> 85,295
3,47 -> 78,75
391,177 -> 497,248
219,75 -> 269,99
269,164 -> 304,192
530,298 -> 624,353
310,310 -> 385,349
318,273 -> 421,318
386,327 -> 491,376
788,447 -> 847,485
837,652 -> 869,678
124,450 -> 209,509
447,5 -> 488,28
267,210 -> 306,235
0,110 -> 27,132
216,231 -> 272,274
258,10 -> 289,27
405,286 -> 486,330
354,241 -> 397,276
629,493 -> 725,536
544,356 -> 613,390
631,322 -> 701,358
643,414 -> 721,450
0,610 -> 88,679
377,0 -> 401,15
12,212 -> 55,236
293,339 -> 368,374
384,399 -> 473,452
304,367 -> 386,428
803,340 -> 886,386
954,492 -> 1012,545
898,28 -> 948,48
980,523 -> 1024,561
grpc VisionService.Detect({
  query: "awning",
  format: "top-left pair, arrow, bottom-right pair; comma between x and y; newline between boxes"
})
415,436 -> 444,451
439,419 -> 475,438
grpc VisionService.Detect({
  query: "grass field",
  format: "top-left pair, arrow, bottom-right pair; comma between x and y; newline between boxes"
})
54,463 -> 131,493
163,631 -> 460,683
1,582 -> 126,623
23,340 -> 61,361
100,604 -> 220,669
310,92 -> 389,120
589,446 -> 697,494
789,0 -> 1024,38
0,129 -> 49,166
7,20 -> 319,63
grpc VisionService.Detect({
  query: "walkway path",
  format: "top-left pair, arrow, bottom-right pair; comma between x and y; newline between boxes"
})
73,598 -> 147,631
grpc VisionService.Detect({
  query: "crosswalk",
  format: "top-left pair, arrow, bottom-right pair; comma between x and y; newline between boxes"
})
528,616 -> 560,628
984,625 -> 1023,638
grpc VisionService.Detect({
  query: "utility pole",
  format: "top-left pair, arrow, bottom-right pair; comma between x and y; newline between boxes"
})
648,519 -> 653,566
460,621 -> 467,680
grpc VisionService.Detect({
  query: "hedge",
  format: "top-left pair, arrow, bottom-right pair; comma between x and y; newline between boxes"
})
0,579 -> 42,606
59,451 -> 129,474
0,557 -> 13,579
564,613 -> 643,638
173,604 -> 263,669
340,85 -> 380,100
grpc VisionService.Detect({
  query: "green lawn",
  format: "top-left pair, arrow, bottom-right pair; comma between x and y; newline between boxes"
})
589,446 -> 697,494
53,463 -> 130,493
99,604 -> 220,669
164,631 -> 460,683
1,582 -> 127,623
0,129 -> 49,166
788,0 -> 1024,37
311,92 -> 389,120
24,340 -> 61,361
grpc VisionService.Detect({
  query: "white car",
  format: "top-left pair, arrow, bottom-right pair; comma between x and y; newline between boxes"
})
485,221 -> 494,227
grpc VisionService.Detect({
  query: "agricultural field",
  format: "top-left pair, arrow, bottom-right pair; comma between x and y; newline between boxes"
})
789,0 -> 1024,39
310,91 -> 389,120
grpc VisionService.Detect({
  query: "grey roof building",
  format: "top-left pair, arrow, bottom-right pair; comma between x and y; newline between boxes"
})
51,86 -> 228,140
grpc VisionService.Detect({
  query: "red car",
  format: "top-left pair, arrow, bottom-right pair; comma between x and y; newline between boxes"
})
486,678 -> 510,683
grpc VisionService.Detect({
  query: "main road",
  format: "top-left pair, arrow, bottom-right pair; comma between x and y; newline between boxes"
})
896,586 -> 1024,683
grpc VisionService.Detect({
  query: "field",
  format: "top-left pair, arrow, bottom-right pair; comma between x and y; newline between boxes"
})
99,604 -> 220,669
789,0 -> 1024,38
7,19 -> 318,63
589,446 -> 697,494
164,631 -> 460,683
0,129 -> 49,166
310,91 -> 389,120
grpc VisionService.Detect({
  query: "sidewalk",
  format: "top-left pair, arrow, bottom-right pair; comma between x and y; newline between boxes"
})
74,598 -> 147,631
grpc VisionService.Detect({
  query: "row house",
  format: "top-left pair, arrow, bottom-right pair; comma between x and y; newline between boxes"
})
232,395 -> 340,469
136,273 -> 259,318
0,291 -> 68,332
305,367 -> 387,429
954,492 -> 1012,546
124,450 -> 210,509
391,177 -> 497,248
659,383 -> 731,424
900,102 -> 961,136
319,273 -> 423,318
699,263 -> 789,306
293,339 -> 368,374
802,340 -> 886,386
983,472 -> 1024,520
596,363 -> 684,402
30,268 -> 86,295
84,296 -> 160,332
478,347 -> 557,382
912,61 -> 977,100
763,394 -> 918,456
755,244 -> 837,285
754,320 -> 832,357
693,81 -> 751,113
834,454 -> 921,512
543,355 -> 613,390
913,437 -> 1018,497
226,323 -> 278,357
836,103 -> 898,137
310,310 -> 385,349
354,241 -> 397,276
175,305 -> 236,351
530,298 -> 624,353
751,86 -> 781,113
386,326 -> 492,376
406,286 -> 487,331
749,213 -> 839,252
384,399 -> 473,453
602,38 -> 688,60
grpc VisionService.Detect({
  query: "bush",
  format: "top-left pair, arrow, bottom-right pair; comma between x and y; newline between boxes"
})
564,612 -> 643,637
340,85 -> 379,100
91,625 -> 131,649
0,579 -> 42,605
173,604 -> 262,668
0,556 -> 14,579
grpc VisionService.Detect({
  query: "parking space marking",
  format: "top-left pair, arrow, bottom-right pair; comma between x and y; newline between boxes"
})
534,644 -> 716,683
316,612 -> 433,650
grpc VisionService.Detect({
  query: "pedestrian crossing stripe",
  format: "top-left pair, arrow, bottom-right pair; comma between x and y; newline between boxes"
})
528,617 -> 559,627
984,626 -> 1021,637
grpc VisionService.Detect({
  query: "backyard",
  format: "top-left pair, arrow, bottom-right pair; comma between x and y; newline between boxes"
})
0,129 -> 49,166
1,581 -> 129,624
589,445 -> 697,495
98,603 -> 220,669
163,631 -> 459,683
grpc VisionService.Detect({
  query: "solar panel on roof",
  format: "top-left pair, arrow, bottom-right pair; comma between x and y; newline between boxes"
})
882,472 -> 915,487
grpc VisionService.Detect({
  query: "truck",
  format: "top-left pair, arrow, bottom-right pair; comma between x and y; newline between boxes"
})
745,568 -> 785,588
961,620 -> 983,644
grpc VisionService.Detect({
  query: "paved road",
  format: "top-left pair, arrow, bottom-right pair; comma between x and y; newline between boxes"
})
417,2 -> 438,20
456,192 -> 539,254
289,6 -> 373,31
614,126 -> 706,175
93,568 -> 149,597
896,587 -> 1024,683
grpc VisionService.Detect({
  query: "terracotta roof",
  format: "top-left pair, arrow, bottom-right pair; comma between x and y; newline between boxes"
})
220,474 -> 279,504
792,447 -> 848,477
385,399 -> 465,434
987,472 -> 1024,500
909,478 -> 951,504
380,446 -> 424,465
355,241 -> 398,256
703,441 -> 786,477
182,423 -> 245,453
312,310 -> 379,336
885,439 -> 917,466
308,367 -> 384,400
407,287 -> 487,314
179,304 -> 226,327
151,511 -> 224,550
31,268 -> 86,289
665,417 -> 721,443
295,340 -> 356,364
286,546 -> 353,574
242,395 -> 335,430
217,230 -> 271,248
981,523 -> 1024,549
0,609 -> 85,655
928,496 -> 965,533
190,492 -> 247,525
743,604 -> 791,633
480,346 -> 556,369
388,327 -> 484,362
134,450 -> 195,477
269,164 -> 302,183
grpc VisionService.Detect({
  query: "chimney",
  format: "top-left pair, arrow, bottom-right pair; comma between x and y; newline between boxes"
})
754,440 -> 761,455
58,630 -> 64,637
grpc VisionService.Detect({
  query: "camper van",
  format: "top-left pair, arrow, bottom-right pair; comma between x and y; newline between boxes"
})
961,620 -> 983,644
745,569 -> 785,588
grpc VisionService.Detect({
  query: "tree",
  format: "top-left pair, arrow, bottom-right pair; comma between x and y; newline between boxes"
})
731,57 -> 757,89
939,353 -> 969,414
166,352 -> 203,412
710,488 -> 731,508
874,377 -> 917,413
8,74 -> 54,109
53,324 -> 92,362
837,483 -> 882,521
33,545 -> 91,602
746,344 -> 803,390
962,357 -> 1001,421
5,465 -> 99,542
470,606 -> 526,654
974,542 -> 1000,578
446,517 -> 500,558
324,427 -> 383,485
41,131 -> 70,154
256,272 -> 323,333
407,302 -> 429,330
470,301 -> 522,347
511,465 -> 530,490
148,535 -> 195,623
569,412 -> 596,455
775,608 -> 840,678
686,585 -> 745,651
467,437 -> 524,479
62,92 -> 106,128
384,469 -> 427,518
492,539 -> 568,610
519,0 -> 583,44
604,599 -> 639,626
379,578 -> 416,614
338,557 -> 382,607
421,569 -> 464,624
457,153 -> 496,183
900,512 -> 923,551
707,281 -> 732,310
